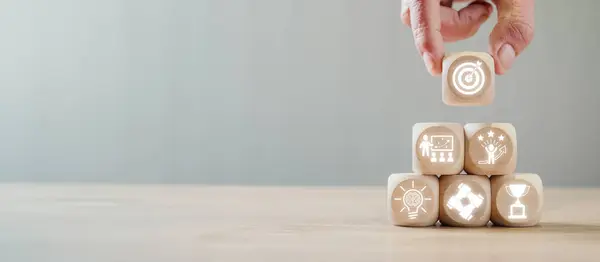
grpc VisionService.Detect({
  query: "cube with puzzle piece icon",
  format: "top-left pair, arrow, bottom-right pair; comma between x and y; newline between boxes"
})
442,52 -> 495,106
464,123 -> 517,176
388,173 -> 439,227
439,175 -> 491,227
413,123 -> 464,175
491,173 -> 543,227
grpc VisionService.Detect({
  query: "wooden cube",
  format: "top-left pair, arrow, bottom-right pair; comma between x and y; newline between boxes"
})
413,123 -> 464,175
439,175 -> 491,227
442,52 -> 495,106
491,173 -> 543,227
464,123 -> 517,175
388,173 -> 439,227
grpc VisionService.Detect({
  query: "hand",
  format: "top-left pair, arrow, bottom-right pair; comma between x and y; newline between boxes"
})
401,0 -> 534,76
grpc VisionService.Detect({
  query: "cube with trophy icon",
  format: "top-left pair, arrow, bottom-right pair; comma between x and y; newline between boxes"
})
491,173 -> 544,227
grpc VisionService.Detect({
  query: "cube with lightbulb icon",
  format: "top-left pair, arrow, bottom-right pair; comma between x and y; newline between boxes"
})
387,173 -> 439,227
439,175 -> 491,227
464,123 -> 517,176
491,173 -> 544,227
413,123 -> 464,175
442,52 -> 495,106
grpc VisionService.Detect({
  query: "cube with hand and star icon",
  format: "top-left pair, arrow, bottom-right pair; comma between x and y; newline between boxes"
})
464,123 -> 517,175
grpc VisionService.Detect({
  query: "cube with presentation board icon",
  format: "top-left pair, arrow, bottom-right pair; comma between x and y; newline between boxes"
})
464,123 -> 517,176
413,123 -> 464,175
442,52 -> 495,106
491,173 -> 543,227
387,173 -> 439,227
439,175 -> 491,227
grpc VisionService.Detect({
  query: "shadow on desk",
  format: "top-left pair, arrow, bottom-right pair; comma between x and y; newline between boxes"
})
427,222 -> 600,234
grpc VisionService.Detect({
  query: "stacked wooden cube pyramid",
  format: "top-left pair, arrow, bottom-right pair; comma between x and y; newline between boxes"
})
387,52 -> 543,228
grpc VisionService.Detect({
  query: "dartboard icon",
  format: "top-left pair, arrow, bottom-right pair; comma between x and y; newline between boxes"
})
451,60 -> 486,96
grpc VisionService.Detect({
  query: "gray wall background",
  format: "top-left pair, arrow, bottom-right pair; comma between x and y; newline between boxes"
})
0,0 -> 597,186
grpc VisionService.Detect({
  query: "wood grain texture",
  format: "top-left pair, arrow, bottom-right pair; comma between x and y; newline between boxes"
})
0,183 -> 599,262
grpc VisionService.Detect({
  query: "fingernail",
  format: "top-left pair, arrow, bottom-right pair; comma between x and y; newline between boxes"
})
423,52 -> 435,74
498,44 -> 516,70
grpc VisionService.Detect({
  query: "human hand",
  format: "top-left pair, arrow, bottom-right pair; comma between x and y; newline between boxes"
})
401,0 -> 534,76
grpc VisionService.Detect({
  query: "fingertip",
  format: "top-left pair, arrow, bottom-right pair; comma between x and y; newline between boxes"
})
493,59 -> 505,75
423,52 -> 435,75
401,0 -> 409,25
430,62 -> 443,76
490,52 -> 506,75
489,42 -> 516,75
423,52 -> 443,76
401,11 -> 411,26
498,44 -> 516,71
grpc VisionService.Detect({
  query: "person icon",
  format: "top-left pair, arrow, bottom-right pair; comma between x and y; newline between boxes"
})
485,144 -> 498,164
439,152 -> 446,162
447,152 -> 454,163
419,135 -> 432,158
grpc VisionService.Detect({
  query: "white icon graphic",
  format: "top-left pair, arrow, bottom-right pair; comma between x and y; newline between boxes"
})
506,184 -> 530,220
420,134 -> 455,163
394,180 -> 432,219
446,183 -> 484,221
452,60 -> 486,96
419,135 -> 432,157
477,130 -> 507,165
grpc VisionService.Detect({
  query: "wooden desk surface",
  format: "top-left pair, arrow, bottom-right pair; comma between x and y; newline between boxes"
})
0,184 -> 599,262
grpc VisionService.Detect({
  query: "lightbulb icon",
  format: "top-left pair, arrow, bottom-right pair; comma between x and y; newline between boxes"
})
403,189 -> 424,219
394,180 -> 432,219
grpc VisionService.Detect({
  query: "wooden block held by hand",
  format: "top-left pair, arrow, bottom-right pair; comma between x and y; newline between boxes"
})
442,52 -> 495,106
439,175 -> 491,227
388,173 -> 439,227
491,173 -> 543,227
413,123 -> 464,175
464,123 -> 517,175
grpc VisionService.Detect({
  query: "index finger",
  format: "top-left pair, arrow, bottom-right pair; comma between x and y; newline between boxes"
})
403,0 -> 445,75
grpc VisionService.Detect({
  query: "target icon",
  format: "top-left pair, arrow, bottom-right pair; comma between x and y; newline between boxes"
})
451,60 -> 486,96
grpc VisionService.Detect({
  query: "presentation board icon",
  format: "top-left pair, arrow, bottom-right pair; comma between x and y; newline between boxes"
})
413,123 -> 464,175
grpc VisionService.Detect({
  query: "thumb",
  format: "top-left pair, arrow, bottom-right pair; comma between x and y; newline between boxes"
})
489,0 -> 535,75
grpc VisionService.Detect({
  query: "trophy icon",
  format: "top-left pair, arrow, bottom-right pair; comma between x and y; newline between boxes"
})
505,184 -> 530,219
